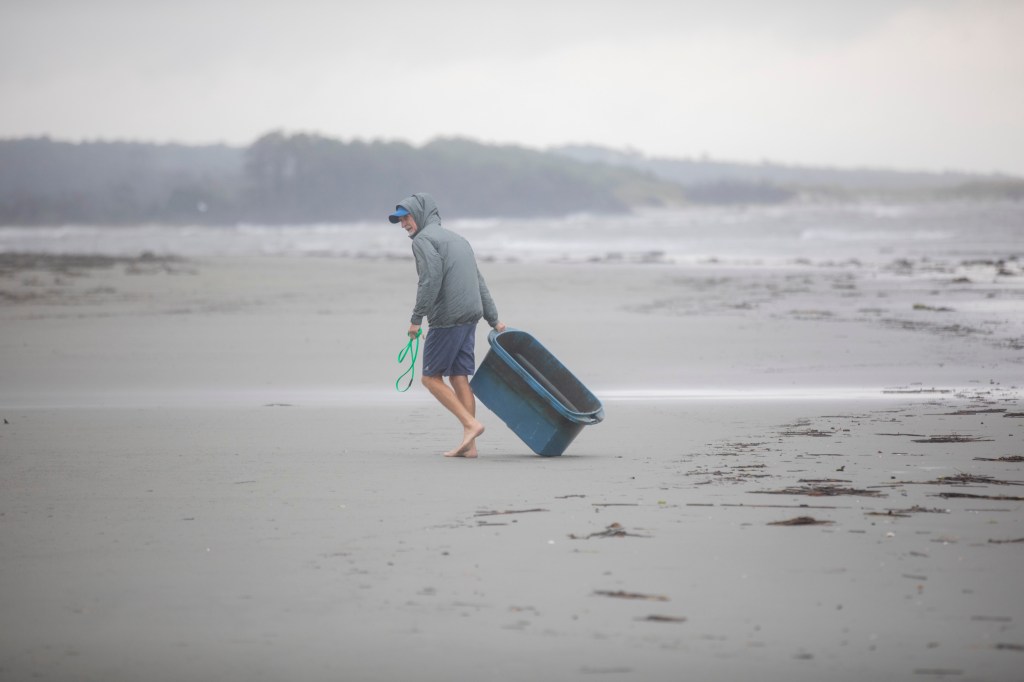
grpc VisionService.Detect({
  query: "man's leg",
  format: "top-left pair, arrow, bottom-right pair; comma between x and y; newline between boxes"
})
450,375 -> 478,456
422,374 -> 484,457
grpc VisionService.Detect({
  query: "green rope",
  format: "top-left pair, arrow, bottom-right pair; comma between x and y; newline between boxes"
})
395,329 -> 422,392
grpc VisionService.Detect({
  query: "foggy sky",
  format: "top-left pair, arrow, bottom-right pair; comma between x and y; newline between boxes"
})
2,0 -> 1023,175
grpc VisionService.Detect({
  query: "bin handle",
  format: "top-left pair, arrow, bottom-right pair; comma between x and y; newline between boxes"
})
488,326 -> 515,342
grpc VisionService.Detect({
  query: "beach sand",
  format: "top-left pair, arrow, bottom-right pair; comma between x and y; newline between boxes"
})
1,254 -> 1022,681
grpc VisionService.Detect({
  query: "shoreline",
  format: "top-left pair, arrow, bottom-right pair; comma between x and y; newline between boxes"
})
3,384 -> 1017,411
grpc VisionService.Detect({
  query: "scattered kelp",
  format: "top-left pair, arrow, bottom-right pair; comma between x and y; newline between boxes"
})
637,615 -> 687,623
712,441 -> 770,456
936,473 -> 1023,486
685,464 -> 771,484
799,478 -> 851,484
720,499 -> 839,503
474,508 -> 548,517
752,485 -> 883,498
881,319 -> 989,338
569,523 -> 649,540
896,473 -> 1024,487
789,309 -> 834,320
0,252 -> 185,274
768,516 -> 834,526
974,455 -> 1024,462
779,429 -> 836,438
594,590 -> 668,602
988,538 -> 1024,545
876,432 -> 927,437
929,408 -> 1006,415
912,435 -> 994,443
994,643 -> 1024,651
934,492 -> 1024,501
882,388 -> 952,395
865,506 -> 949,518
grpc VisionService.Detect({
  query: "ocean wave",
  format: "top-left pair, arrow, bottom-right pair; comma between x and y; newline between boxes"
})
800,228 -> 955,242
1,202 -> 1020,268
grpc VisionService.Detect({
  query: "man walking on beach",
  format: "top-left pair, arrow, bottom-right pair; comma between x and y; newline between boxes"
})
390,192 -> 505,458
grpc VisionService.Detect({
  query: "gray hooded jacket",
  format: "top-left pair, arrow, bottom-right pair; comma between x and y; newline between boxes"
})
397,193 -> 499,329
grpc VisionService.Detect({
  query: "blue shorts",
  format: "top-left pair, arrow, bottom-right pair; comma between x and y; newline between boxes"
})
422,322 -> 477,377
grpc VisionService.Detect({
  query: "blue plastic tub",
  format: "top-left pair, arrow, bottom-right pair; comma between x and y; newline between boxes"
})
471,329 -> 604,456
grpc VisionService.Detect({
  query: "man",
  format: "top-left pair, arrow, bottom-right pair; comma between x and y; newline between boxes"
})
389,192 -> 506,458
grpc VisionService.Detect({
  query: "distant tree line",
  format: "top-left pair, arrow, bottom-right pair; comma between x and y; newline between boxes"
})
0,133 -> 685,226
4,134 -> 1018,226
554,145 -> 1024,199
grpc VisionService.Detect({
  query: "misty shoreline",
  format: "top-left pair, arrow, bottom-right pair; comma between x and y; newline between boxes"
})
3,134 -> 1022,229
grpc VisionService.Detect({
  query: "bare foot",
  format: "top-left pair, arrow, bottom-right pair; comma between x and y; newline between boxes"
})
444,420 -> 484,458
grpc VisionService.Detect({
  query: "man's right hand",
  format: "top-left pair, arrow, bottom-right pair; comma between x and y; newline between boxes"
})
408,324 -> 421,339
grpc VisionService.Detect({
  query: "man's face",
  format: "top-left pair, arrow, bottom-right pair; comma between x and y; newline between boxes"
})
399,213 -> 418,236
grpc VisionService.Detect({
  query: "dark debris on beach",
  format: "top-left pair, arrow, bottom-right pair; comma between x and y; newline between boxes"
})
593,590 -> 669,602
0,252 -> 187,275
0,252 -> 196,304
895,473 -> 1024,487
569,522 -> 649,540
474,508 -> 549,517
752,484 -> 885,498
864,506 -> 950,518
767,516 -> 834,526
912,434 -> 995,443
933,492 -> 1024,501
637,615 -> 687,623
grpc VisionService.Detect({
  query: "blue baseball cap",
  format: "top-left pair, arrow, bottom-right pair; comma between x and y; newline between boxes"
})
388,206 -> 409,223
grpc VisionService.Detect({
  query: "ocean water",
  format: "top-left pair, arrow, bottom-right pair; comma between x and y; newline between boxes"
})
1,200 -> 1021,270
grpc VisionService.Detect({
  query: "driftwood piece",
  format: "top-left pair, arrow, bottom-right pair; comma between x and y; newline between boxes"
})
474,508 -> 548,517
594,590 -> 669,602
768,516 -> 834,526
569,522 -> 649,540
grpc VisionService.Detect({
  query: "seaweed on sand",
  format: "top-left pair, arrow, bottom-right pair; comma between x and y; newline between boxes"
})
752,484 -> 884,498
768,516 -> 834,526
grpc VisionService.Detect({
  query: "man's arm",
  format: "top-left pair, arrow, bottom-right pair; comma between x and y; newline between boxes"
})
411,239 -> 443,326
477,266 -> 501,328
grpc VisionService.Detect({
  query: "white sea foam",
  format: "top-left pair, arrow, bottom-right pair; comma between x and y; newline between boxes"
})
1,201 -> 1021,270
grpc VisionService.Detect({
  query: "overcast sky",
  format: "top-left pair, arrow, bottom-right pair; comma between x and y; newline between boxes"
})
2,0 -> 1022,175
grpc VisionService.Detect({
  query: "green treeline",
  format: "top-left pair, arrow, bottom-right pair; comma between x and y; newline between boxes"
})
0,133 -> 685,226
3,133 -> 1020,226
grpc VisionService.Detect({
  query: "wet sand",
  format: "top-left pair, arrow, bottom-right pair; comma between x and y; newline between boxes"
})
1,254 -> 1022,681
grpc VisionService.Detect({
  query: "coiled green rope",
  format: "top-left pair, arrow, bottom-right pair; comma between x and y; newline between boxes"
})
395,328 -> 422,392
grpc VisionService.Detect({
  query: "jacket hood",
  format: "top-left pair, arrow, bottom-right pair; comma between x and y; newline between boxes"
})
396,192 -> 441,238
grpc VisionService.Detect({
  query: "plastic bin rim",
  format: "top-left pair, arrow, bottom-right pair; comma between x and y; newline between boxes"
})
486,328 -> 604,425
